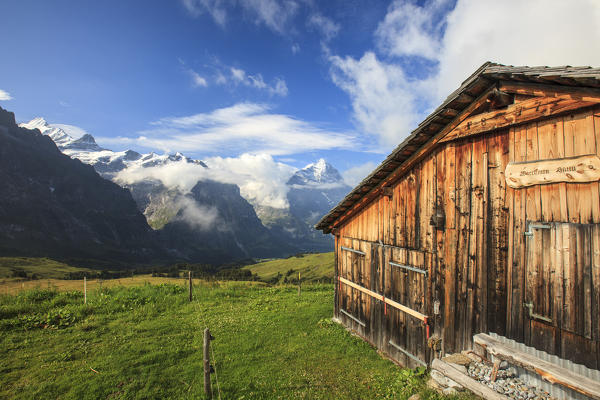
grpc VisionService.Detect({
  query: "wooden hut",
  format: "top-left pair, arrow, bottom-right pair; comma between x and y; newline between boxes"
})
316,62 -> 600,371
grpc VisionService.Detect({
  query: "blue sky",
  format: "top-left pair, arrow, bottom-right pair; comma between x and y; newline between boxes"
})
2,0 -> 600,186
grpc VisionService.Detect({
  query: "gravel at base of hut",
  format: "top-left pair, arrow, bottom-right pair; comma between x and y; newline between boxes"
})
467,361 -> 552,400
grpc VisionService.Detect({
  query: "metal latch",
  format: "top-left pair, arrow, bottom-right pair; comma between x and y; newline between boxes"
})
523,302 -> 552,323
524,223 -> 551,237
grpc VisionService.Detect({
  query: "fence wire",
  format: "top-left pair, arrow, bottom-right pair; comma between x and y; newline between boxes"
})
193,281 -> 222,400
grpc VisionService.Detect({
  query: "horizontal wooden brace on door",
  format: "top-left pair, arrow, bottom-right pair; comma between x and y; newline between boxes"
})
338,276 -> 428,322
388,340 -> 427,367
340,309 -> 366,327
340,246 -> 366,256
389,261 -> 428,276
339,236 -> 435,256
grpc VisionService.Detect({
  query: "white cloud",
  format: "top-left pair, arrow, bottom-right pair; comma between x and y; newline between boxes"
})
182,0 -> 298,34
291,43 -> 300,54
115,162 -> 220,229
177,197 -> 218,230
116,161 -> 207,193
204,153 -> 295,208
307,13 -> 340,42
179,58 -> 288,95
178,58 -> 210,88
230,67 -> 246,82
182,0 -> 227,25
375,0 -> 447,60
241,0 -> 298,33
327,0 -> 600,152
342,161 -> 378,187
434,0 -> 600,100
101,102 -> 355,156
271,78 -> 288,96
190,70 -> 208,87
0,89 -> 13,101
115,153 -> 296,209
329,52 -> 424,149
225,66 -> 288,96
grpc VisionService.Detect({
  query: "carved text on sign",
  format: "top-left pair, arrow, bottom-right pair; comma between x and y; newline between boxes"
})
505,154 -> 600,188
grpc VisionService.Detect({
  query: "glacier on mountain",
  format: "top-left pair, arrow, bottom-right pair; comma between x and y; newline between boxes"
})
20,116 -> 351,253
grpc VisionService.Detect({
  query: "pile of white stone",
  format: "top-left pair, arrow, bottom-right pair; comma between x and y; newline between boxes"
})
428,353 -> 553,399
467,360 -> 552,400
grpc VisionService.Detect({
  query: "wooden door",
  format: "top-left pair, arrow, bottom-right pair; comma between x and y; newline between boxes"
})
524,222 -> 599,369
387,247 -> 428,368
338,241 -> 368,334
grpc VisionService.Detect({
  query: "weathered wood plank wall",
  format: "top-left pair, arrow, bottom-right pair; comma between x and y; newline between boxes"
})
334,103 -> 600,369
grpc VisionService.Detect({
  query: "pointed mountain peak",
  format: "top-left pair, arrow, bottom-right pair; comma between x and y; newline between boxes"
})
74,133 -> 97,144
303,157 -> 327,169
288,159 -> 344,186
303,158 -> 330,180
29,117 -> 49,126
19,117 -> 74,147
63,132 -> 103,151
20,117 -> 51,130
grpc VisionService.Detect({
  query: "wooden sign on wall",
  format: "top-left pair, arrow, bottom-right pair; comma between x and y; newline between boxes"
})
505,154 -> 600,188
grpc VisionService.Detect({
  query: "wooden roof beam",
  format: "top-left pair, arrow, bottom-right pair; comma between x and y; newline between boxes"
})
499,80 -> 600,102
457,92 -> 475,103
440,95 -> 598,143
486,88 -> 513,108
444,108 -> 458,116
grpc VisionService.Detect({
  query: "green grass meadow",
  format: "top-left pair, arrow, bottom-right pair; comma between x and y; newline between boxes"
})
244,252 -> 334,283
0,257 -> 95,279
0,281 -> 472,399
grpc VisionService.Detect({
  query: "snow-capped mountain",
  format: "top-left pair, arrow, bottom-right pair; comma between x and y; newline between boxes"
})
20,117 -> 74,147
15,114 -> 296,263
255,159 -> 351,253
287,158 -> 345,187
287,159 -> 350,225
19,118 -> 207,177
2,108 -> 165,265
19,116 -> 351,256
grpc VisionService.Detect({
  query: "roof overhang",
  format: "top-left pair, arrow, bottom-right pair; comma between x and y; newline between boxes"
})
316,62 -> 600,234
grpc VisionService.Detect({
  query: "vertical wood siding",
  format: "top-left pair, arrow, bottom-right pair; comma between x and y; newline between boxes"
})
335,104 -> 600,368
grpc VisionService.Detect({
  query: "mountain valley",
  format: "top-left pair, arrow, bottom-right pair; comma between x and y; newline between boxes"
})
2,110 -> 352,266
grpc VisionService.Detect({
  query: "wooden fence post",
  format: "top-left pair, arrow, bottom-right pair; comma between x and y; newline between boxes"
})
204,328 -> 212,398
84,276 -> 87,304
298,272 -> 301,296
189,271 -> 193,302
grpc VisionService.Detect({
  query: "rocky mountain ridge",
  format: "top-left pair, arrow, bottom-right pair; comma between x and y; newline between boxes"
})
16,116 -> 350,260
2,108 -> 302,265
1,108 -> 164,266
20,117 -> 207,178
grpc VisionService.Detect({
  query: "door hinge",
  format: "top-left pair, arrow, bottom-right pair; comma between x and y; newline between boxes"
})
524,223 -> 551,237
523,302 -> 552,323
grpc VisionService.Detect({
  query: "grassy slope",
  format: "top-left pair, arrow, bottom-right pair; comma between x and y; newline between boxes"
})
0,257 -> 93,279
0,282 -> 471,400
244,252 -> 334,282
0,275 -> 198,295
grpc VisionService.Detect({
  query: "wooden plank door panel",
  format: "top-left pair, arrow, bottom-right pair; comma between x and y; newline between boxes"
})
524,222 -> 556,353
386,247 -> 428,367
524,222 -> 599,369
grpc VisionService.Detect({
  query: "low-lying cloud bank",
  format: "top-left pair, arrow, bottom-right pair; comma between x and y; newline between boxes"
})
115,153 -> 296,209
176,196 -> 219,230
